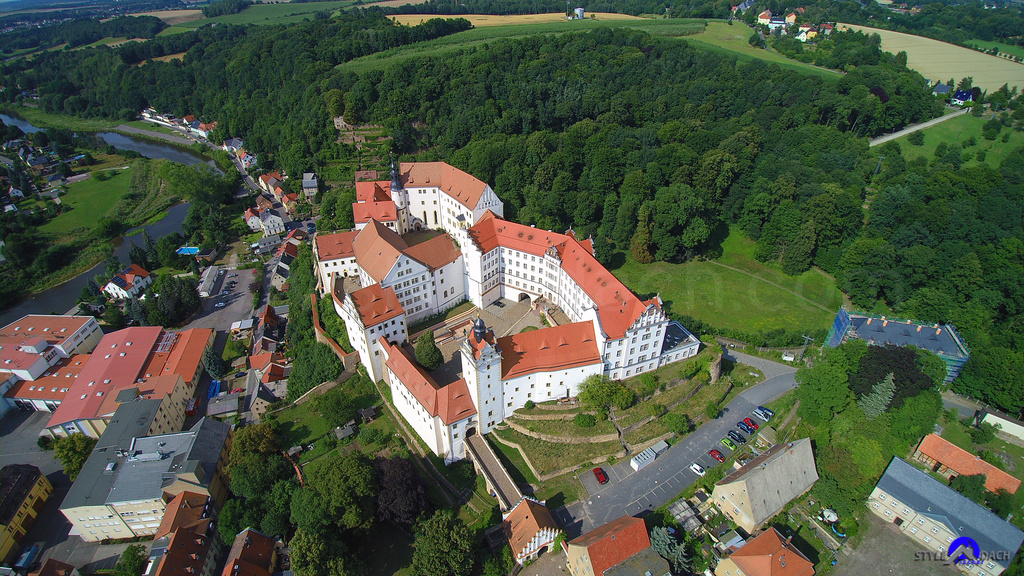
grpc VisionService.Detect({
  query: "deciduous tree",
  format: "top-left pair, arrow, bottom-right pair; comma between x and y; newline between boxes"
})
53,433 -> 97,481
411,509 -> 474,576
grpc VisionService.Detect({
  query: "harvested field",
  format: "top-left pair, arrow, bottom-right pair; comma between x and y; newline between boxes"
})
128,9 -> 203,24
391,12 -> 643,27
150,52 -> 186,62
840,23 -> 1023,91
362,0 -> 431,7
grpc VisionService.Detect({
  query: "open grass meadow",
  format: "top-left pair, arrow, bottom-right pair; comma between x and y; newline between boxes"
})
884,112 -> 1024,169
160,1 -> 360,34
965,38 -> 1024,61
126,9 -> 204,25
839,24 -> 1023,91
682,21 -> 841,79
611,227 -> 843,334
40,169 -> 132,234
336,16 -> 707,75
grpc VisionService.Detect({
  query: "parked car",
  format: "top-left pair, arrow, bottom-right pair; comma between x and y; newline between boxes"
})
743,417 -> 759,430
228,273 -> 237,278
737,421 -> 755,435
758,405 -> 775,418
709,449 -> 725,463
753,409 -> 770,422
689,463 -> 706,476
235,372 -> 247,378
721,437 -> 736,450
215,302 -> 226,308
728,430 -> 747,444
593,467 -> 609,485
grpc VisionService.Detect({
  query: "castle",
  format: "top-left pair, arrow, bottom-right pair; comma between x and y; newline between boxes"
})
315,161 -> 700,463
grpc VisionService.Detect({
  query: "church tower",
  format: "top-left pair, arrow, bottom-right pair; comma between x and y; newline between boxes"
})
460,317 -> 503,435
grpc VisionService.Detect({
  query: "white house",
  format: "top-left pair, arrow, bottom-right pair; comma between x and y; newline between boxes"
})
243,208 -> 262,232
313,231 -> 360,295
260,210 -> 285,237
336,284 -> 408,383
103,264 -> 153,300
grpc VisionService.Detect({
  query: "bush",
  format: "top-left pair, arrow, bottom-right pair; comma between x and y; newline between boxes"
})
704,402 -> 722,420
907,130 -> 924,145
358,427 -> 386,446
647,403 -> 665,418
524,400 -> 535,410
574,413 -> 597,428
37,435 -> 54,450
969,422 -> 997,444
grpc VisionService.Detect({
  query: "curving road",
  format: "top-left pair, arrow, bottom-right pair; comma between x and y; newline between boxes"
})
552,350 -> 799,537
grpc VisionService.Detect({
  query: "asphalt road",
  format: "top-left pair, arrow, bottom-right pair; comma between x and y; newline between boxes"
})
553,350 -> 799,537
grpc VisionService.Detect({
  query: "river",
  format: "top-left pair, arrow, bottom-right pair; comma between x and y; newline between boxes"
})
2,114 -> 203,318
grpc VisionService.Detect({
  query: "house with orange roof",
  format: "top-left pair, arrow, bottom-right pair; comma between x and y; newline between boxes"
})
258,172 -> 283,194
195,121 -> 217,139
29,558 -> 80,576
243,207 -> 262,232
103,264 -> 153,300
714,526 -> 815,576
238,149 -> 257,169
914,434 -> 1021,494
785,11 -> 798,23
148,492 -> 220,576
502,497 -> 561,564
313,230 -> 359,294
222,528 -> 277,576
563,515 -> 669,576
757,9 -> 772,24
249,352 -> 288,384
380,338 -> 476,462
337,284 -> 408,382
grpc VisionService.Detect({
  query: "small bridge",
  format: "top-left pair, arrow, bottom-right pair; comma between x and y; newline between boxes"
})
466,432 -> 523,512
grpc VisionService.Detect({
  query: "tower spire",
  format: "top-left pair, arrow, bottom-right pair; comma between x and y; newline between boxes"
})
390,154 -> 402,192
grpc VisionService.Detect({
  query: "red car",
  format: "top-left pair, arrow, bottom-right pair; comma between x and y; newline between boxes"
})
709,449 -> 726,463
743,417 -> 759,430
593,467 -> 609,485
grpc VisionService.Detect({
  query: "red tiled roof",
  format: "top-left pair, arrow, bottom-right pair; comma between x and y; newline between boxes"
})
4,354 -> 89,401
917,434 -> 1021,494
97,373 -> 185,417
352,220 -> 408,282
1,314 -> 94,349
354,200 -> 398,224
404,234 -> 461,271
569,515 -> 651,576
468,212 -> 650,340
258,306 -> 280,328
198,121 -> 217,131
399,162 -> 489,210
156,328 -> 212,385
277,242 -> 298,259
730,527 -> 815,576
496,322 -> 602,380
154,519 -> 214,576
222,528 -> 275,576
110,264 -> 150,290
346,284 -> 404,327
31,558 -> 77,576
315,231 -> 358,262
355,180 -> 393,202
249,352 -> 286,373
259,172 -> 282,186
503,498 -> 559,560
381,338 -> 476,425
46,326 -> 164,429
244,208 -> 260,221
256,196 -> 273,212
154,491 -> 210,541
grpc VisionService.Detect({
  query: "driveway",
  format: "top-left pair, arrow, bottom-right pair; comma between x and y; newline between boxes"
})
553,351 -> 798,537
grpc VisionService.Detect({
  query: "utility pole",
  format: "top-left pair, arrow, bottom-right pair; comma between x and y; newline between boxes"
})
798,334 -> 814,361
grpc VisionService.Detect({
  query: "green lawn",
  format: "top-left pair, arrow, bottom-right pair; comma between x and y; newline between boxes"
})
682,21 -> 841,79
336,18 -> 706,75
965,39 -> 1024,60
40,169 -> 133,234
611,228 -> 842,333
884,112 -> 1024,169
161,1 -> 359,34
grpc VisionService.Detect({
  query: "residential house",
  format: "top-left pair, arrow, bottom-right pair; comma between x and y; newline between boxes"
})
238,149 -> 257,170
260,210 -> 285,237
60,415 -> 232,542
251,306 -> 285,356
820,23 -> 833,34
1,464 -> 53,564
502,497 -> 561,564
195,122 -> 217,139
768,17 -> 788,31
711,439 -> 818,534
731,0 -> 755,14
785,11 -> 798,23
249,352 -> 287,384
271,243 -> 296,291
314,231 -> 360,294
302,172 -> 318,202
243,208 -> 262,232
103,264 -> 153,300
714,527 -> 815,576
933,83 -> 953,97
222,138 -> 244,153
8,187 -> 23,200
913,434 -> 1020,494
951,89 -> 975,106
563,515 -> 670,576
282,192 -> 299,216
222,528 -> 277,576
869,458 -> 1024,575
255,195 -> 274,214
797,26 -> 817,42
757,9 -> 772,24
46,174 -> 65,189
148,492 -> 219,576
29,558 -> 80,576
254,234 -> 281,256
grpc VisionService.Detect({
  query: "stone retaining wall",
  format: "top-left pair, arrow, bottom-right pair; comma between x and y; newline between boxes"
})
505,419 -> 619,444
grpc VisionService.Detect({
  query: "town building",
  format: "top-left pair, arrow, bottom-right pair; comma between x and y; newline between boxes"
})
148,492 -> 219,576
1,464 -> 53,564
825,309 -> 970,382
222,528 -> 277,576
1,315 -> 103,381
302,172 -> 318,202
30,558 -> 80,576
711,439 -> 818,534
103,264 -> 153,300
914,434 -> 1020,494
714,527 -> 815,576
243,207 -> 262,232
260,209 -> 285,237
251,306 -> 286,356
757,9 -> 772,24
869,458 -> 1024,576
563,515 -> 670,576
313,231 -> 359,295
60,414 -> 231,543
502,497 -> 561,564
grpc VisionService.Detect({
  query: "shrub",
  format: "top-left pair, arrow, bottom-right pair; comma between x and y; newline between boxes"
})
524,400 -> 535,410
663,413 -> 692,435
907,131 -> 924,146
704,402 -> 722,420
37,435 -> 54,450
574,413 -> 597,428
647,403 -> 665,418
358,427 -> 386,446
969,422 -> 997,445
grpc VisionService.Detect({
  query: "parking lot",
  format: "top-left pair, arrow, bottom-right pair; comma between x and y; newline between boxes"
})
186,267 -> 259,331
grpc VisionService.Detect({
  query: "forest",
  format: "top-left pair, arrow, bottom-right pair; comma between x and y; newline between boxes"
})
1,15 -> 168,53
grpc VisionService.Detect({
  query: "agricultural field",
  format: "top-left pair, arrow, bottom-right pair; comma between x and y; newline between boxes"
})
611,228 -> 844,334
126,9 -> 204,25
965,38 -> 1024,60
40,168 -> 132,234
885,112 -> 1024,169
159,1 -> 359,34
390,12 -> 643,27
839,24 -> 1023,91
683,21 -> 840,78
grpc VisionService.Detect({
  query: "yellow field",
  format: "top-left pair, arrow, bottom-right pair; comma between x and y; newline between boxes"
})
362,0 -> 431,7
392,12 -> 643,27
840,23 -> 1023,91
128,9 -> 203,24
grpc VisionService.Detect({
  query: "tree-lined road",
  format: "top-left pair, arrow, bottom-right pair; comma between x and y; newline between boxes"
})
553,351 -> 799,537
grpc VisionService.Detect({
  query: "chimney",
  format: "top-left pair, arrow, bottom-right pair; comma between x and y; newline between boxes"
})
866,318 -> 872,325
936,328 -> 942,335
883,320 -> 888,327
917,326 -> 922,332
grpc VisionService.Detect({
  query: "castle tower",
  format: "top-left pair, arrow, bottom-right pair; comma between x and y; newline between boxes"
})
460,317 -> 503,435
390,155 -> 407,210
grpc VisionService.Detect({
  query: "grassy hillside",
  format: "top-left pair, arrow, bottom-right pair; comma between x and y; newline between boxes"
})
41,169 -> 133,234
160,1 -> 360,34
885,112 -> 1024,168
965,38 -> 1024,60
682,21 -> 840,78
